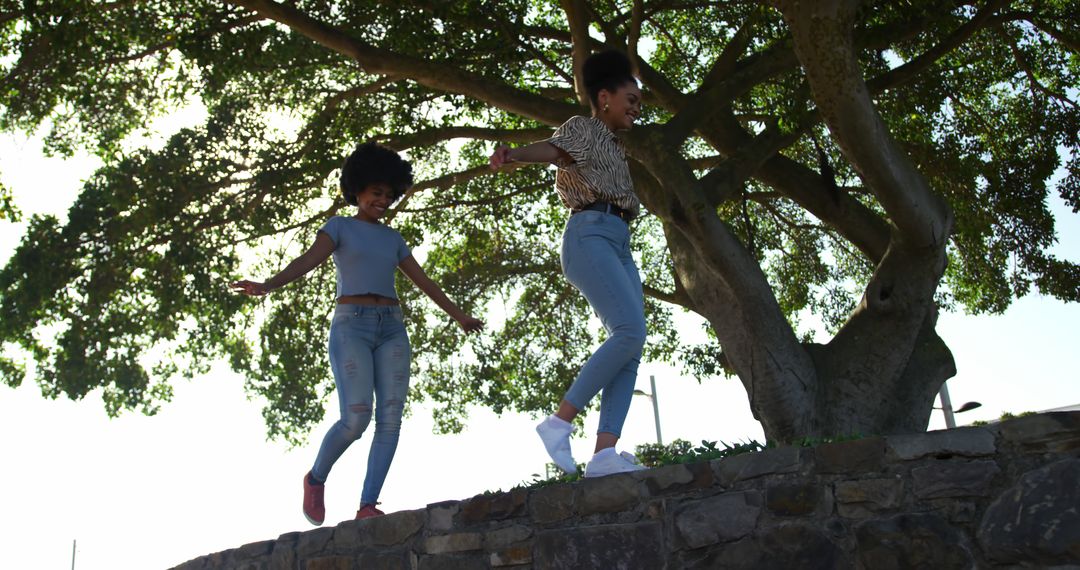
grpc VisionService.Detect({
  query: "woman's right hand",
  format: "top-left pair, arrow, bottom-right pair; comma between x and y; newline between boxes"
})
457,315 -> 485,334
230,280 -> 270,296
489,145 -> 514,170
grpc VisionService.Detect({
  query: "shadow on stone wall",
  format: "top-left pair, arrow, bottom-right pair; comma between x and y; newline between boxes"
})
172,412 -> 1080,569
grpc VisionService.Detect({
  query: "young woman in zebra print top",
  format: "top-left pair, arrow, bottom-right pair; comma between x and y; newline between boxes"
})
489,50 -> 649,478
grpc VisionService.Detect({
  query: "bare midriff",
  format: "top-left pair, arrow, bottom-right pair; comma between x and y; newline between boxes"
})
336,294 -> 399,306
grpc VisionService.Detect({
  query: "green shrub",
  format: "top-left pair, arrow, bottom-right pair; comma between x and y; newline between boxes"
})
510,433 -> 875,492
634,438 -> 765,468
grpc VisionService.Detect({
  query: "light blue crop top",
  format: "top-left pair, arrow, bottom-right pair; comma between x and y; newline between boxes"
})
318,216 -> 412,300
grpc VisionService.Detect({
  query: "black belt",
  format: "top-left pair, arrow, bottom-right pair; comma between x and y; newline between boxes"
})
572,202 -> 633,222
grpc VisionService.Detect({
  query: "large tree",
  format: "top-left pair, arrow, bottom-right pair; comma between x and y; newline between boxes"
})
0,0 -> 1076,444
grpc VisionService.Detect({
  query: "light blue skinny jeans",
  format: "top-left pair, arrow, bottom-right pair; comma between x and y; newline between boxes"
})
560,209 -> 647,438
311,304 -> 411,505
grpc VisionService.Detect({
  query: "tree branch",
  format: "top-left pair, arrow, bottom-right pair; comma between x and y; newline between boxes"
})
774,0 -> 953,249
488,12 -> 576,88
1000,27 -> 1078,109
398,181 -> 546,213
376,126 -> 554,152
703,4 -> 762,86
663,42 -> 799,144
411,164 -> 496,192
701,112 -> 892,263
99,14 -> 263,65
281,78 -> 404,163
627,0 -> 644,75
699,118 -> 808,206
559,0 -> 593,108
224,0 -> 577,125
233,205 -> 339,247
643,283 -> 691,308
867,0 -> 1011,94
694,1 -> 1020,261
1029,16 -> 1080,54
757,198 -> 824,233
386,164 -> 497,224
623,42 -> 890,265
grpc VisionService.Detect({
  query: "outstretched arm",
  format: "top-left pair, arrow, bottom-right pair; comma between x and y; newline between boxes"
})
230,232 -> 336,296
490,141 -> 571,169
398,255 -> 484,333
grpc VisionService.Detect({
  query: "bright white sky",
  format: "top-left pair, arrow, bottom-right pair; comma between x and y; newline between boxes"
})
1,121 -> 1078,569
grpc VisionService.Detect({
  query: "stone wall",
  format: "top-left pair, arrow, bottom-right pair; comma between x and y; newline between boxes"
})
173,412 -> 1080,569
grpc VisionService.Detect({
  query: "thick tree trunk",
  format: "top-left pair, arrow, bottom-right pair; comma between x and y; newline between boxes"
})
773,0 -> 958,437
661,221 -> 819,440
804,239 -> 957,437
630,154 -> 818,443
659,208 -> 956,442
659,199 -> 956,442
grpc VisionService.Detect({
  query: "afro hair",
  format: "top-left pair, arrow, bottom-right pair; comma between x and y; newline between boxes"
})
339,142 -> 414,205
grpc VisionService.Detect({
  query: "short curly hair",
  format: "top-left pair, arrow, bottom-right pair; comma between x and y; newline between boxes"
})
339,142 -> 414,205
583,50 -> 638,109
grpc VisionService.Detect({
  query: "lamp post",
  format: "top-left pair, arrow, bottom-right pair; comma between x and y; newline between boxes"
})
937,382 -> 982,429
633,375 -> 663,445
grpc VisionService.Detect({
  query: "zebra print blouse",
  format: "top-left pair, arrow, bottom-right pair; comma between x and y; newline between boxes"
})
547,115 -> 641,219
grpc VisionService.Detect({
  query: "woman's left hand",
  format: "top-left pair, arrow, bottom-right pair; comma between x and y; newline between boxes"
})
230,279 -> 270,296
458,316 -> 485,334
489,145 -> 513,169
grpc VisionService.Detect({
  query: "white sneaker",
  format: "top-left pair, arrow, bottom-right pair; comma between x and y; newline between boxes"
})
584,449 -> 647,478
536,416 -> 577,475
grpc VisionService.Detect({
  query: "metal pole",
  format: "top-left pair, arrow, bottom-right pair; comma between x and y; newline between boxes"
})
71,539 -> 76,570
939,382 -> 956,429
649,375 -> 663,444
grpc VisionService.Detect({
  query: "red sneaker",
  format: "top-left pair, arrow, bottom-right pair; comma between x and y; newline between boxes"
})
355,504 -> 385,520
303,472 -> 325,526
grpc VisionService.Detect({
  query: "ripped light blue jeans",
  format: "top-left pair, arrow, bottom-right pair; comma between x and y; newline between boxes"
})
561,210 -> 647,438
311,305 -> 411,505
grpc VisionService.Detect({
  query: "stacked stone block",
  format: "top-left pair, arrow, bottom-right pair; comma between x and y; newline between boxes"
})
172,411 -> 1080,569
